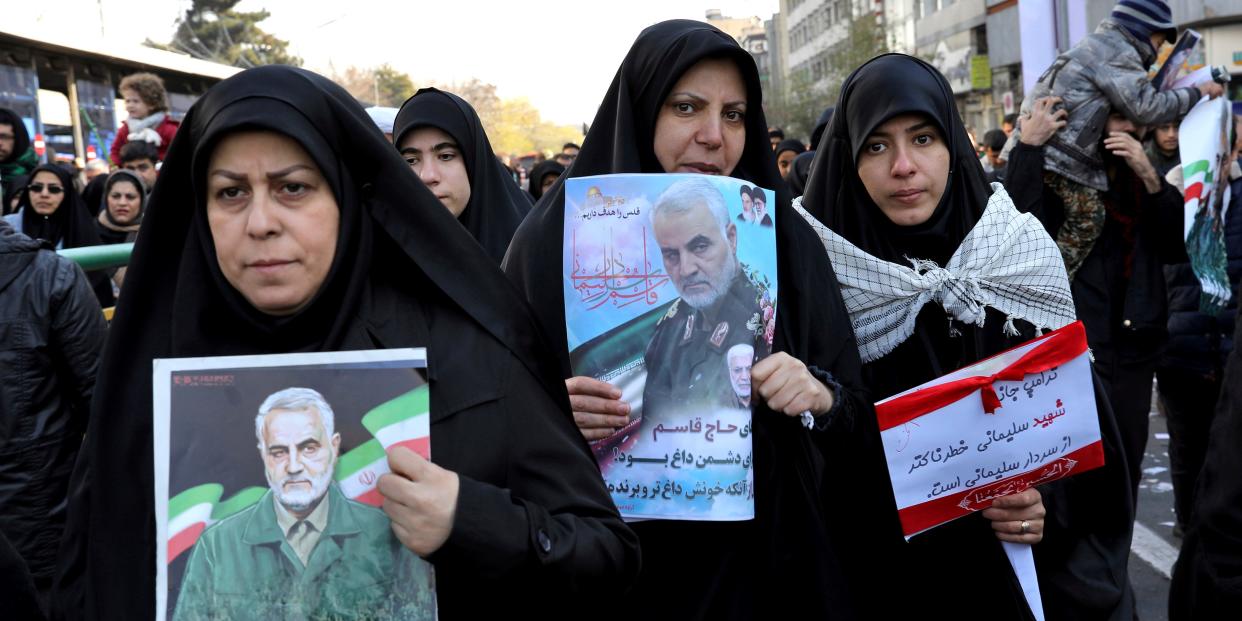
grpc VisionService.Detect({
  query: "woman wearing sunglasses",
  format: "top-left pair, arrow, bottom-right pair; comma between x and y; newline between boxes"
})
3,164 -> 114,306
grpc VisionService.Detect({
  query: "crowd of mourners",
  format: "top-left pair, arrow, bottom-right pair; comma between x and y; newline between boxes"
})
2,1 -> 1242,619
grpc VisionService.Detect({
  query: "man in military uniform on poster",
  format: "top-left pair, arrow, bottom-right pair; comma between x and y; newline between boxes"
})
174,387 -> 434,620
642,178 -> 762,424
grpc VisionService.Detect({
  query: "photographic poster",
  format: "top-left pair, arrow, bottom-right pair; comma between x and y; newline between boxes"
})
874,321 -> 1102,539
153,349 -> 436,621
1151,29 -> 1202,91
563,173 -> 779,521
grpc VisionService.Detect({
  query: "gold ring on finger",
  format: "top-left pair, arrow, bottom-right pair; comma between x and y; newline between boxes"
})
1020,520 -> 1031,534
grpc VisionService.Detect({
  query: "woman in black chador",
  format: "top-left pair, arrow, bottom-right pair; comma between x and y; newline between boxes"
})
392,87 -> 531,263
798,53 -> 1136,620
505,19 -> 874,619
51,65 -> 638,620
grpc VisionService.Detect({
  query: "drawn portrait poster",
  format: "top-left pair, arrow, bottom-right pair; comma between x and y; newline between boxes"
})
563,173 -> 779,521
153,349 -> 436,621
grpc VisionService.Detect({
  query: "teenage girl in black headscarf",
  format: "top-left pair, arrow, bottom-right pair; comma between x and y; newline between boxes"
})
798,53 -> 1136,620
392,88 -> 531,263
505,19 -> 874,619
51,65 -> 638,620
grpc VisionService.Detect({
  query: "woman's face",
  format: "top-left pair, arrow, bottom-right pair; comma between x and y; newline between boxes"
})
777,149 -> 797,179
107,179 -> 142,224
28,170 -> 65,216
206,131 -> 339,317
123,88 -> 152,119
653,57 -> 748,176
398,126 -> 471,217
540,172 -> 558,195
856,113 -> 950,227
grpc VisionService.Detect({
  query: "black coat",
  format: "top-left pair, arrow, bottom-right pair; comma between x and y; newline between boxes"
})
1169,278 -> 1242,618
1006,141 -> 1187,350
0,220 -> 105,586
1160,171 -> 1242,376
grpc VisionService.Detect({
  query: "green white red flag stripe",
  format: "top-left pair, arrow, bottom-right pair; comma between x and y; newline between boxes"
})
334,438 -> 389,507
167,484 -> 265,564
362,386 -> 431,458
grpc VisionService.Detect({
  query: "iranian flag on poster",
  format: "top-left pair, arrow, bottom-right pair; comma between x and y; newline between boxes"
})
336,387 -> 432,506
362,386 -> 431,457
334,438 -> 390,507
1178,95 -> 1234,312
166,484 -> 265,563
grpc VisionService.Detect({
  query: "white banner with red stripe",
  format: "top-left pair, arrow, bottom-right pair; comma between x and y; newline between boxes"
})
875,321 -> 1103,538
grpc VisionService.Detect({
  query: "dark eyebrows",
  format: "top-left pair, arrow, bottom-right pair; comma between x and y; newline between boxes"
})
867,120 -> 938,140
207,164 -> 314,181
668,91 -> 748,110
266,164 -> 314,179
686,233 -> 713,248
399,142 -> 459,156
209,169 -> 246,181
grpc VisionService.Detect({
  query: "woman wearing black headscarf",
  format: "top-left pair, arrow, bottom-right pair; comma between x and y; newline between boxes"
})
505,19 -> 872,619
51,65 -> 638,621
94,170 -> 146,245
774,138 -> 806,181
392,88 -> 531,263
3,163 -> 114,307
797,53 -> 1136,620
527,159 -> 564,201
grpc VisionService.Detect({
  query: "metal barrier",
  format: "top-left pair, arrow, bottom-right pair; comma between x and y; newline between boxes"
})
57,243 -> 134,271
58,243 -> 132,319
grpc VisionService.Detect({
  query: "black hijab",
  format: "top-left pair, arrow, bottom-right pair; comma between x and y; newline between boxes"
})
802,53 -> 990,267
505,19 -> 871,619
526,159 -> 564,200
809,106 -> 833,151
81,172 -> 108,216
393,88 -> 532,263
3,173 -> 27,215
774,138 -> 806,159
16,164 -> 102,250
505,19 -> 784,369
787,150 -> 814,196
95,170 -> 147,244
53,65 -> 571,619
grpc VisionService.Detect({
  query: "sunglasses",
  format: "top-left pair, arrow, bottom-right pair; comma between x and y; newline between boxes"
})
29,183 -> 64,194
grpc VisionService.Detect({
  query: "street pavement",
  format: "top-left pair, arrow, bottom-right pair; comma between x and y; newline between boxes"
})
1131,383 -> 1182,621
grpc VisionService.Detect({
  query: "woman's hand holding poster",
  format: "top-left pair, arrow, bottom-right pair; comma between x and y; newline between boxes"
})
562,174 -> 778,521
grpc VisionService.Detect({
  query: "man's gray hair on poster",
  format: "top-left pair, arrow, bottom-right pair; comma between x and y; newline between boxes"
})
254,387 -> 336,451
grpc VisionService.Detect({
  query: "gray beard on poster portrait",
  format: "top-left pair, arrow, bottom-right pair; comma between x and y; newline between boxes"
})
50,64 -> 612,620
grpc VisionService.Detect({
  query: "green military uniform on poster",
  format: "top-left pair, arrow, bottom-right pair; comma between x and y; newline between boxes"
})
174,484 -> 433,620
642,273 -> 763,420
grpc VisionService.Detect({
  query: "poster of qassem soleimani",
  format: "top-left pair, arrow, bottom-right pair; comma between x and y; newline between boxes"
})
563,173 -> 779,521
153,349 -> 436,620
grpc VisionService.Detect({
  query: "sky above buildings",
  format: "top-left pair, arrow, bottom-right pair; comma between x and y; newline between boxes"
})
12,0 -> 778,126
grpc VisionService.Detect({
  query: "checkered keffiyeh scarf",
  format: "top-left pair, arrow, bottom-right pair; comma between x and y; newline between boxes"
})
793,184 -> 1077,364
